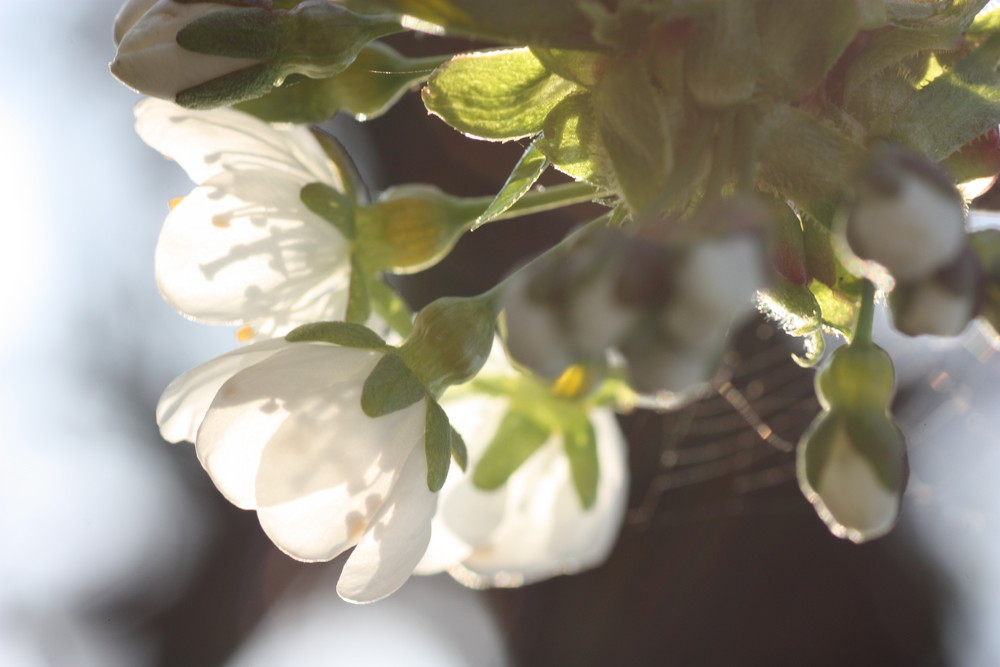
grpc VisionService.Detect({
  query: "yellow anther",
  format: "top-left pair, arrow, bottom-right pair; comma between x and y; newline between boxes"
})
168,197 -> 184,211
236,325 -> 256,343
551,364 -> 588,400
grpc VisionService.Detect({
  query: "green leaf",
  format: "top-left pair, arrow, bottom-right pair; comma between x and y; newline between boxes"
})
472,410 -> 551,490
685,0 -> 759,108
892,32 -> 1000,161
537,92 -> 610,186
345,257 -> 371,324
423,399 -> 453,492
756,0 -> 861,102
285,321 -> 386,348
361,353 -> 426,417
300,182 -> 355,239
757,279 -> 822,336
473,141 -> 549,230
422,48 -> 579,141
369,276 -> 414,336
562,416 -> 598,509
593,54 -> 673,211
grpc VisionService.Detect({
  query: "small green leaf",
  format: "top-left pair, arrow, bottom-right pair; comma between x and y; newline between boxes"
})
285,321 -> 386,348
423,399 -> 452,492
537,92 -> 610,186
892,32 -> 1000,160
473,141 -> 549,230
450,425 -> 468,471
369,276 -> 414,336
361,353 -> 426,417
472,410 -> 551,490
301,182 -> 355,239
345,257 -> 371,324
757,279 -> 822,336
422,48 -> 579,141
563,416 -> 598,509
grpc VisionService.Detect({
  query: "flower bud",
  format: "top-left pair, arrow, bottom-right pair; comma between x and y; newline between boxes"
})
111,1 -> 268,103
845,144 -> 965,283
501,227 -> 642,379
888,246 -> 983,337
797,410 -> 907,544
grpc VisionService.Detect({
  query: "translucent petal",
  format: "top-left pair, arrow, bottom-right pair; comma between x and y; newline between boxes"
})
156,338 -> 290,445
196,344 -> 379,510
337,445 -> 437,603
134,98 -> 340,188
155,170 -> 350,332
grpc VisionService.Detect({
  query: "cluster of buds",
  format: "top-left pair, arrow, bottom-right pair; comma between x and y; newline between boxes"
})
797,323 -> 907,543
502,200 -> 769,397
844,144 -> 983,337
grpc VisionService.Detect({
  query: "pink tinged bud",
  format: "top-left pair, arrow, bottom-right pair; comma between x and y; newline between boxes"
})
501,271 -> 575,379
889,247 -> 983,337
111,1 -> 262,101
847,149 -> 965,283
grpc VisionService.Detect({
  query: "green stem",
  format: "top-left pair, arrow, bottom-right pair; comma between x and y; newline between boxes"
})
450,181 -> 606,227
852,279 -> 876,346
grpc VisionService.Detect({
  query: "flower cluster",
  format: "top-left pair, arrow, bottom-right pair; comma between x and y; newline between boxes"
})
112,0 -> 1000,604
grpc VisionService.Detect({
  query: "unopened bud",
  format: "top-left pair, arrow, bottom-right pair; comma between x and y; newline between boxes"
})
888,246 -> 982,337
845,144 -> 965,283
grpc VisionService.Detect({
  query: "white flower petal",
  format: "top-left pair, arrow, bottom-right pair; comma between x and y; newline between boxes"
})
134,98 -> 339,187
155,171 -> 350,332
196,344 -> 379,510
156,337 -> 290,444
337,445 -> 438,603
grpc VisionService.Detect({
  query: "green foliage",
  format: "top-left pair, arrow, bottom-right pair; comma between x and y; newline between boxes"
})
423,48 -> 579,140
472,410 -> 551,490
538,92 -> 610,186
423,398 -> 454,492
473,141 -> 550,229
361,352 -> 426,417
893,32 -> 1000,160
562,416 -> 598,509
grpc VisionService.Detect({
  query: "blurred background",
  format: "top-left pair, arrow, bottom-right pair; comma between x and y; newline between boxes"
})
3,2 -> 1000,665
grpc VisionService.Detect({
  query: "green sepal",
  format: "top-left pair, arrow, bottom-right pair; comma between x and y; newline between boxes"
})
472,410 -> 551,490
369,276 -> 414,336
310,130 -> 363,202
537,92 -> 611,186
340,0 -> 601,50
423,398 -> 453,492
892,32 -> 1000,161
284,321 -> 387,348
300,182 -> 355,239
346,257 -> 371,324
562,414 -> 598,509
758,279 -> 822,337
361,352 -> 427,417
810,278 -> 863,337
422,48 -> 579,141
235,43 -> 438,123
756,0 -> 861,102
177,7 -> 281,59
175,62 -> 280,109
841,409 -> 906,492
473,141 -> 549,230
450,425 -> 468,471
